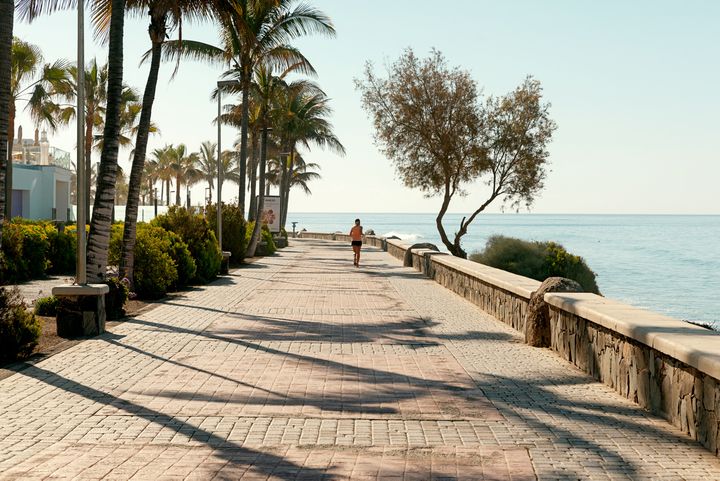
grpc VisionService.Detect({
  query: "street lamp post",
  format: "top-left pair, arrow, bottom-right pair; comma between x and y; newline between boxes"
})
75,0 -> 86,285
216,79 -> 241,251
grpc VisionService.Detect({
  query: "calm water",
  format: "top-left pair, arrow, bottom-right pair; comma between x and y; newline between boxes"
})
288,213 -> 720,327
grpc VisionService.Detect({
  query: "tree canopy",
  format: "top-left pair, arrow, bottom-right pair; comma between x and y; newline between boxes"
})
356,48 -> 557,258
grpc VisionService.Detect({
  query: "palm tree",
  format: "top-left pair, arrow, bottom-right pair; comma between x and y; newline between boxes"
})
141,157 -> 159,205
56,61 -> 149,217
85,0 -> 127,282
272,80 -> 343,228
168,144 -> 199,206
161,0 -> 335,219
246,64 -> 295,257
0,0 -> 13,242
286,153 -> 321,195
151,144 -> 175,206
119,0 -> 216,283
196,140 -> 217,202
6,37 -> 71,218
18,0 -> 130,281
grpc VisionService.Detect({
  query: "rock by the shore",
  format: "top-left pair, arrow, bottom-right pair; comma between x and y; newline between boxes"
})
525,277 -> 583,347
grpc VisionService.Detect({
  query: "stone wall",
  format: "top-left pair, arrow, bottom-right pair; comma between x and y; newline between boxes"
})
295,232 -> 720,456
546,292 -> 720,455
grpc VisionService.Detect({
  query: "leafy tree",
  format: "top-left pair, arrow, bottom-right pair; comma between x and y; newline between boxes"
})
357,49 -> 557,258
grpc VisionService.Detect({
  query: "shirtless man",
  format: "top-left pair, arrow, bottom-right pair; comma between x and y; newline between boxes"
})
349,218 -> 363,267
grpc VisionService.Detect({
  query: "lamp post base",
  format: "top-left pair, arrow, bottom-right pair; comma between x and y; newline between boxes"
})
52,284 -> 110,337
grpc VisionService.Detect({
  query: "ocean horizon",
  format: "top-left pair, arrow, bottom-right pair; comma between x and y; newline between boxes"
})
288,212 -> 720,328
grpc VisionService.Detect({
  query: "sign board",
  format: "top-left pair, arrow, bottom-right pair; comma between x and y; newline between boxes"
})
259,195 -> 281,233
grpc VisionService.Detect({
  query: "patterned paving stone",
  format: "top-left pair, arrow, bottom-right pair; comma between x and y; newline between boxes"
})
1,239 -> 719,479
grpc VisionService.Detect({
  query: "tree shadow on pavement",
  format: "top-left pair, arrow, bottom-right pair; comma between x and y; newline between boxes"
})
14,364 -> 333,480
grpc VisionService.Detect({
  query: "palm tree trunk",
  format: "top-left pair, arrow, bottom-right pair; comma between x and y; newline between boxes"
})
165,179 -> 170,206
237,76 -> 250,216
120,23 -> 164,283
246,126 -> 269,257
278,149 -> 288,229
5,101 -> 15,219
280,148 -> 294,228
0,0 -> 13,238
248,134 -> 258,221
84,114 -> 93,219
175,176 -> 181,205
87,0 -> 125,283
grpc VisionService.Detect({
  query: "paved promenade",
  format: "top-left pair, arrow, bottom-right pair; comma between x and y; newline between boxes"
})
1,238 -> 720,480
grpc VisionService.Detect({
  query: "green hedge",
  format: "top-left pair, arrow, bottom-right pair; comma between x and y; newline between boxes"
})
0,286 -> 41,360
1,221 -> 77,283
132,225 -> 179,299
152,206 -> 221,283
470,235 -> 600,294
206,203 -> 247,263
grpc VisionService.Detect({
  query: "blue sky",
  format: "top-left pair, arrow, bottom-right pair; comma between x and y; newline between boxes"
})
12,0 -> 720,214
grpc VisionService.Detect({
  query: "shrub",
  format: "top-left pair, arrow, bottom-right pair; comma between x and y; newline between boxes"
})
47,226 -> 76,275
206,203 -> 247,263
470,235 -> 600,294
166,232 -> 196,288
105,277 -> 130,320
0,286 -> 42,360
261,226 -> 277,255
108,223 -> 125,266
245,221 -> 277,256
0,223 -> 50,283
34,295 -> 59,316
152,206 -> 220,283
133,225 -> 179,299
21,225 -> 51,279
1,223 -> 24,283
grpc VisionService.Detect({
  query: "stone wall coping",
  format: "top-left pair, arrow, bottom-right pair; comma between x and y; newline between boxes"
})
386,238 -> 411,249
412,249 -> 448,257
545,292 -> 720,379
52,284 -> 109,296
432,255 -> 541,299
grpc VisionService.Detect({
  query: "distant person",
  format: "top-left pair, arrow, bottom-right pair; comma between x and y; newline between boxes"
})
349,218 -> 363,267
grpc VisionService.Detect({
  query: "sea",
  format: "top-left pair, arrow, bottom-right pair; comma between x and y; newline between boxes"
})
287,213 -> 720,328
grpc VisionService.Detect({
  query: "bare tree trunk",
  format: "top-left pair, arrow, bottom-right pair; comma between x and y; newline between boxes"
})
120,19 -> 164,283
87,0 -> 125,282
246,126 -> 269,257
435,183 -> 465,257
0,0 -> 13,240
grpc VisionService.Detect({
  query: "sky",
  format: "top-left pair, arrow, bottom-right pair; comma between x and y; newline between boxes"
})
12,0 -> 720,214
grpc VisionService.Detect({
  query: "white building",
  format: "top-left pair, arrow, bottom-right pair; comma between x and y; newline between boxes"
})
10,125 -> 73,221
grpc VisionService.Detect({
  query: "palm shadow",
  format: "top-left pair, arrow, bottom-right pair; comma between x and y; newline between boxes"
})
13,364 -> 332,480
